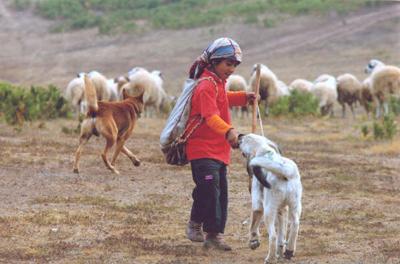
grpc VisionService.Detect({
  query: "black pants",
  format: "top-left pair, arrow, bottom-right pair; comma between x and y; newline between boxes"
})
190,158 -> 228,234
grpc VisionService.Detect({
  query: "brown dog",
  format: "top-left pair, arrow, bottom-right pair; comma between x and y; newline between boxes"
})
73,75 -> 144,174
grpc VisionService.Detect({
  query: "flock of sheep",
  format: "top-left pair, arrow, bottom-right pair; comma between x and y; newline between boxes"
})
64,59 -> 400,120
64,67 -> 172,118
229,60 -> 400,118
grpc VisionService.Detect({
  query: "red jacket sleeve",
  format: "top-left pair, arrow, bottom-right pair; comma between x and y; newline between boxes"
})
227,91 -> 247,107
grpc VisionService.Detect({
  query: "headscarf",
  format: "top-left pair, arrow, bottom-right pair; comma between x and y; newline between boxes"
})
189,37 -> 242,79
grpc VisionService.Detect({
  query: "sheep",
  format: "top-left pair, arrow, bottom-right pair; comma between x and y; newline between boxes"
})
226,74 -> 250,118
359,78 -> 375,116
64,73 -> 85,115
311,74 -> 338,116
336,73 -> 362,118
239,133 -> 302,263
106,79 -> 119,101
105,76 -> 129,101
123,68 -> 171,117
364,60 -> 400,118
365,59 -> 385,74
249,64 -> 285,116
289,79 -> 313,94
87,71 -> 111,101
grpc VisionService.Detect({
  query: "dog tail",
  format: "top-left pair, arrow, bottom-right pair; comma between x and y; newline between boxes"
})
84,74 -> 98,114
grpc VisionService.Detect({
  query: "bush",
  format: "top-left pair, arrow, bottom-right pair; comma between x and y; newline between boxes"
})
389,97 -> 400,116
369,114 -> 397,140
0,82 -> 71,126
17,0 -> 373,34
269,90 -> 319,117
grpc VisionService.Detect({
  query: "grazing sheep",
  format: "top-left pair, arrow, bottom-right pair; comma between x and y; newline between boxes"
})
289,79 -> 313,94
123,68 -> 170,117
87,71 -> 111,101
365,59 -> 385,74
359,77 -> 375,116
336,73 -> 362,118
239,133 -> 302,264
249,64 -> 285,116
106,79 -> 119,101
364,60 -> 400,117
227,74 -> 249,118
64,74 -> 85,115
311,74 -> 338,116
276,80 -> 290,97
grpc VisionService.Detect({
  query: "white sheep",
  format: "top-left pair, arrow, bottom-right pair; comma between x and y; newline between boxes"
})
364,60 -> 400,118
311,74 -> 338,116
87,71 -> 111,101
226,74 -> 250,118
64,74 -> 85,115
123,68 -> 171,117
239,133 -> 302,263
336,73 -> 362,118
249,64 -> 286,116
365,59 -> 385,74
289,79 -> 313,94
359,78 -> 375,116
106,79 -> 119,101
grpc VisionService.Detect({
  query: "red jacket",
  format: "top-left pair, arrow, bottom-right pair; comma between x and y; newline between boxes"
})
186,69 -> 247,165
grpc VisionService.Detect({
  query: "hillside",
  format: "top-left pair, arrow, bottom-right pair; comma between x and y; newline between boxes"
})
0,1 -> 399,96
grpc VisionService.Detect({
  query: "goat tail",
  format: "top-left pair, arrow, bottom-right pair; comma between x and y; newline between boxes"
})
84,74 -> 98,114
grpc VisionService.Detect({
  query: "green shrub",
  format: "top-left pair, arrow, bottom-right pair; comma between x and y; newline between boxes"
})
269,90 -> 319,117
370,114 -> 397,140
373,121 -> 385,140
389,97 -> 400,116
17,0 -> 373,34
0,82 -> 71,126
383,114 -> 397,140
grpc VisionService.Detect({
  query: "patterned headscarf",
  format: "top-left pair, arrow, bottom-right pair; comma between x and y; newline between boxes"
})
189,37 -> 242,79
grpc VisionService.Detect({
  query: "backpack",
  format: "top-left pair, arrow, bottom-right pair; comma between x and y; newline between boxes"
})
160,77 -> 217,165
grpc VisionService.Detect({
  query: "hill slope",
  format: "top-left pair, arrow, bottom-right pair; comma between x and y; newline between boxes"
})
0,1 -> 399,95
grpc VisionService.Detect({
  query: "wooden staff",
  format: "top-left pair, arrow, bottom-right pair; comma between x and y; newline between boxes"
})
252,64 -> 261,133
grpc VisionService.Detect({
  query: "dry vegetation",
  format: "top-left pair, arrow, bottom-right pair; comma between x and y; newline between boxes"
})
0,115 -> 399,263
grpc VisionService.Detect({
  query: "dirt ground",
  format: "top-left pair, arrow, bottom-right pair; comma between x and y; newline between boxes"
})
0,1 -> 400,264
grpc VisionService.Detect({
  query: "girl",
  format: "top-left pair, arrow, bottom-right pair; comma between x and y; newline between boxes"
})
185,37 -> 256,251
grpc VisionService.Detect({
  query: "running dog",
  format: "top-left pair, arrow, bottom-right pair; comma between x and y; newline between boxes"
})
239,133 -> 302,264
73,75 -> 144,174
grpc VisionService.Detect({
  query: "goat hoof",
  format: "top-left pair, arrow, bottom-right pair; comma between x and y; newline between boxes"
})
133,160 -> 141,167
284,250 -> 294,260
73,168 -> 79,174
249,239 -> 260,250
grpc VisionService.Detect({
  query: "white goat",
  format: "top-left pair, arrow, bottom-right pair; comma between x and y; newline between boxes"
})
239,133 -> 302,264
311,74 -> 338,116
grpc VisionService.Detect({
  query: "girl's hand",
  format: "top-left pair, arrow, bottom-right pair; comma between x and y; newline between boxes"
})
246,92 -> 259,104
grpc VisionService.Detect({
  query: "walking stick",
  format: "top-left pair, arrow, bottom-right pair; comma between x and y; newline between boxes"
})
252,64 -> 264,136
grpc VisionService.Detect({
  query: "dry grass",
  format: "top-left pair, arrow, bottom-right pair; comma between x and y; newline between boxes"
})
0,115 -> 399,263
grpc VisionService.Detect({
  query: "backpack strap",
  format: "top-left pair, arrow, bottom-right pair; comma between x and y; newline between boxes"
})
176,77 -> 218,144
197,76 -> 218,97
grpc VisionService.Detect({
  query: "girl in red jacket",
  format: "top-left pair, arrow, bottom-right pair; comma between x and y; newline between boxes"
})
185,37 -> 256,251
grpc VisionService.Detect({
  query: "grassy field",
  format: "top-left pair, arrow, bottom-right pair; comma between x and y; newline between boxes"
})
0,115 -> 399,263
